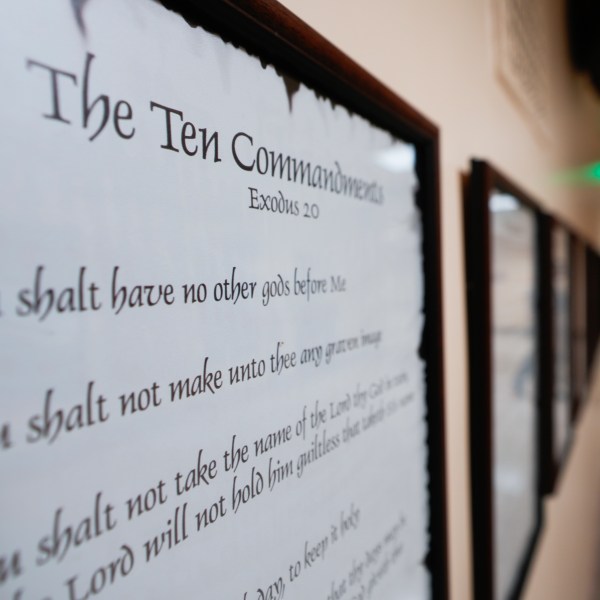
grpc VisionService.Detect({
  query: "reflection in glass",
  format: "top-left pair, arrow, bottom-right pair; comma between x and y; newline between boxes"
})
552,227 -> 571,461
490,192 -> 537,600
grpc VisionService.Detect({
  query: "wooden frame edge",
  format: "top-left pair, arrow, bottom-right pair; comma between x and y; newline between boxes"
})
465,159 -> 545,600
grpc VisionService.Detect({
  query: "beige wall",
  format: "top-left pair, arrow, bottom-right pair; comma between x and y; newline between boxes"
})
277,1 -> 600,598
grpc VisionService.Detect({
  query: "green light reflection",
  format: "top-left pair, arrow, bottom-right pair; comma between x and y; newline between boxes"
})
553,161 -> 600,185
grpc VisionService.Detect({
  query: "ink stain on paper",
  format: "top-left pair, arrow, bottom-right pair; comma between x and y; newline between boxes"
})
71,0 -> 91,35
281,74 -> 300,113
159,0 -> 301,114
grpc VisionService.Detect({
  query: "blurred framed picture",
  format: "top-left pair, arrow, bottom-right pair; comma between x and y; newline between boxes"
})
464,160 -> 544,600
539,217 -> 574,494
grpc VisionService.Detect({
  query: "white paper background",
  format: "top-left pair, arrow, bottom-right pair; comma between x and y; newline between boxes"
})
0,1 -> 430,598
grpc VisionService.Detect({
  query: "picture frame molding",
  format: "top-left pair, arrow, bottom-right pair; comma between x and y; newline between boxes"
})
465,159 -> 545,600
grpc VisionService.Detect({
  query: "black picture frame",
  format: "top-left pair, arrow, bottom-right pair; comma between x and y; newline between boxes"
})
464,160 -> 544,600
585,244 -> 599,372
156,1 -> 449,597
570,235 -> 588,420
539,217 -> 576,495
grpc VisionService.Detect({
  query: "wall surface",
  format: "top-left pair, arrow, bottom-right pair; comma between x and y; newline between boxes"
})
276,1 -> 600,598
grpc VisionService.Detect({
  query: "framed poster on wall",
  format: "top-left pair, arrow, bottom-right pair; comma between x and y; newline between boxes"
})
585,245 -> 600,373
570,235 -> 588,419
464,160 -> 544,600
539,217 -> 574,494
0,1 -> 447,599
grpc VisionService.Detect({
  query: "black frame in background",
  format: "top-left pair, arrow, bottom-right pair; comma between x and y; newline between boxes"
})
159,1 -> 449,597
465,160 -> 545,600
570,235 -> 588,420
585,245 -> 599,372
539,217 -> 577,495
540,222 -> 600,494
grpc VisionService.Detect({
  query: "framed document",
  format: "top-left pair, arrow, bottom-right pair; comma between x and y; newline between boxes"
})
539,217 -> 574,494
465,160 -> 543,600
570,236 -> 588,419
585,245 -> 600,372
0,1 -> 447,599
